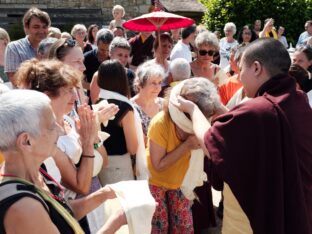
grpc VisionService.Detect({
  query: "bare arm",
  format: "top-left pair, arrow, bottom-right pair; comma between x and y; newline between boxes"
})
149,135 -> 200,171
90,72 -> 100,104
4,197 -> 60,234
53,105 -> 98,194
121,110 -> 138,155
69,185 -> 116,220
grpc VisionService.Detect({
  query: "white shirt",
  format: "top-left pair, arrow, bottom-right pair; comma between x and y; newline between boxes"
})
170,40 -> 192,62
219,38 -> 239,69
307,90 -> 312,108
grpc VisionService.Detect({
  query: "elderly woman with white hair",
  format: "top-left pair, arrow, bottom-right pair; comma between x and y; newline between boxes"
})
0,89 -> 128,233
191,31 -> 228,86
131,61 -> 165,139
168,57 -> 191,86
147,78 -> 222,233
219,22 -> 239,69
71,24 -> 92,53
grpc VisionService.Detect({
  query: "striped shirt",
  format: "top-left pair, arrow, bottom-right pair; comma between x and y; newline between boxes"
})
4,36 -> 37,73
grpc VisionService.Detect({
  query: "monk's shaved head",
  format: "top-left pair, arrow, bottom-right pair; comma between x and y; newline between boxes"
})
243,38 -> 291,77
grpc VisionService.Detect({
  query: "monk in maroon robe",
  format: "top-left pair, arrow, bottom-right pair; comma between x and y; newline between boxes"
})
175,38 -> 312,234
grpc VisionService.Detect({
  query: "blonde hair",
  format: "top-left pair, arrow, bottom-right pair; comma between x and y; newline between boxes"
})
112,5 -> 125,17
0,28 -> 10,42
71,24 -> 87,37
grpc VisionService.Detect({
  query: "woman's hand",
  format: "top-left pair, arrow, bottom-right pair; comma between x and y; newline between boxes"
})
98,104 -> 119,123
77,104 -> 98,153
185,135 -> 201,150
171,95 -> 197,115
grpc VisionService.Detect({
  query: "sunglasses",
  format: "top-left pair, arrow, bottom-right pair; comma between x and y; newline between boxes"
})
198,50 -> 216,56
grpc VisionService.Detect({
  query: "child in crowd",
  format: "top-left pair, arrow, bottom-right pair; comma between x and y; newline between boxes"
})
109,5 -> 126,30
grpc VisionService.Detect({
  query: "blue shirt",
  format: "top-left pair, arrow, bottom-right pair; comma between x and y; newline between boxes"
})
4,36 -> 37,73
296,31 -> 311,48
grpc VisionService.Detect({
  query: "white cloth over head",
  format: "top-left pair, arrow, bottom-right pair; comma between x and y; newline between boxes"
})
168,79 -> 207,200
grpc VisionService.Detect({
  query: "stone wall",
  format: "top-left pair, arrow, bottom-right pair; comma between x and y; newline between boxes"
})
0,0 -> 152,23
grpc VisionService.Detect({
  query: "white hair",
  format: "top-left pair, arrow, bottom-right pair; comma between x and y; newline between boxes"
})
195,31 -> 219,50
0,90 -> 51,151
224,22 -> 237,35
134,61 -> 165,91
71,24 -> 87,37
169,58 -> 191,81
112,5 -> 125,17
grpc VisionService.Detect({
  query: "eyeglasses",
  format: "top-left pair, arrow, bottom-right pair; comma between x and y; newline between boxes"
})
198,50 -> 216,56
243,32 -> 252,35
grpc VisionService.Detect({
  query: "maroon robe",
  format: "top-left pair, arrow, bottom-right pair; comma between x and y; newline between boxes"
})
205,74 -> 312,234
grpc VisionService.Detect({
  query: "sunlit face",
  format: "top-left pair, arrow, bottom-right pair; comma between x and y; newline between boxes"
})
224,27 -> 234,38
305,23 -> 312,34
97,41 -> 110,61
140,75 -> 162,98
197,44 -> 216,63
74,29 -> 86,42
62,47 -> 86,73
25,16 -> 48,44
113,28 -> 124,37
254,20 -> 261,31
110,47 -> 130,67
113,10 -> 123,20
51,86 -> 78,115
242,28 -> 252,43
155,39 -> 173,59
92,27 -> 99,40
292,51 -> 312,70
31,106 -> 59,159
239,56 -> 259,97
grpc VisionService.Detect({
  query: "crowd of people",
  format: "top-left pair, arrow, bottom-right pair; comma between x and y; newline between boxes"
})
0,5 -> 311,234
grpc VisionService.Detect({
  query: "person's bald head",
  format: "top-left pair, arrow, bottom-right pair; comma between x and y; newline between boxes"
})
242,38 -> 291,77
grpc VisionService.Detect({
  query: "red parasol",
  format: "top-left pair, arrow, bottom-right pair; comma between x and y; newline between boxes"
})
122,9 -> 194,32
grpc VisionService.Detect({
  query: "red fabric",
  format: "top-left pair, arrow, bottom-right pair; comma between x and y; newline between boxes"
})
218,75 -> 242,105
205,74 -> 312,234
123,11 -> 194,32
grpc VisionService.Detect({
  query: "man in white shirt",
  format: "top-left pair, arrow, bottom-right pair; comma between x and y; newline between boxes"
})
170,25 -> 196,63
296,20 -> 312,48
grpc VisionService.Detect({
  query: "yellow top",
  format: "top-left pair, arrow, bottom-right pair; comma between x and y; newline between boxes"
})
265,29 -> 278,39
0,152 -> 4,164
147,111 -> 190,189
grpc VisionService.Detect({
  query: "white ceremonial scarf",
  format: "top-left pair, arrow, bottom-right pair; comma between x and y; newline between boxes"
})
106,180 -> 156,234
98,89 -> 149,180
168,80 -> 207,200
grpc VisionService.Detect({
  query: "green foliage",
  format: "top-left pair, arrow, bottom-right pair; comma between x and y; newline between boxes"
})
200,0 -> 311,44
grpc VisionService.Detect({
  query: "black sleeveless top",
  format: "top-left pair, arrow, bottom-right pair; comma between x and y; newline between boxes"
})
100,99 -> 133,155
0,167 -> 75,234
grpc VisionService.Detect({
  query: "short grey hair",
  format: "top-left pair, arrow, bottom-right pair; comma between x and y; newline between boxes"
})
71,24 -> 87,37
134,61 -> 165,91
195,31 -> 219,50
96,28 -> 114,45
38,37 -> 58,56
109,36 -> 131,55
180,78 -> 221,118
169,58 -> 191,81
0,90 -> 51,151
224,22 -> 237,35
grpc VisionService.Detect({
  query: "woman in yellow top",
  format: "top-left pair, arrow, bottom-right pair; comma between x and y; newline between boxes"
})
147,78 -> 221,233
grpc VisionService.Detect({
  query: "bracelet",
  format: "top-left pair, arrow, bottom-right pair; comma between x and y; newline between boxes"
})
81,154 -> 95,159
